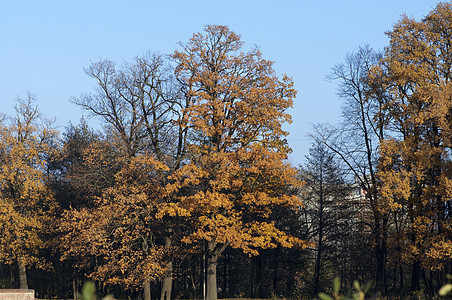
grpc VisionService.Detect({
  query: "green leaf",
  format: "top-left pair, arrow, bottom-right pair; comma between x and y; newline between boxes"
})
333,277 -> 341,293
81,281 -> 96,300
363,281 -> 372,294
318,292 -> 334,300
439,283 -> 452,296
353,280 -> 361,292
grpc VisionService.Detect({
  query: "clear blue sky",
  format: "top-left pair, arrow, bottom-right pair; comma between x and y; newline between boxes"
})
0,1 -> 438,166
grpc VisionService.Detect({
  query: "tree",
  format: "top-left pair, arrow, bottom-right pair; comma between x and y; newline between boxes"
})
71,52 -> 183,160
319,45 -> 390,292
55,119 -> 104,209
0,95 -> 59,289
171,25 -> 307,300
299,141 -> 351,295
373,2 -> 452,292
59,152 -> 179,299
69,52 -> 189,300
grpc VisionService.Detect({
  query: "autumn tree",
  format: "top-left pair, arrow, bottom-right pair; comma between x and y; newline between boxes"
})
55,122 -> 129,298
0,95 -> 59,289
59,151 -> 177,299
373,2 -> 452,292
171,25 -> 307,300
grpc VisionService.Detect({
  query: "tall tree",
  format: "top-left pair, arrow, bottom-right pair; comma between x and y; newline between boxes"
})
0,95 -> 59,289
69,52 -> 189,300
171,25 -> 307,300
319,45 -> 390,292
59,152 -> 177,298
374,2 -> 452,291
299,141 -> 350,295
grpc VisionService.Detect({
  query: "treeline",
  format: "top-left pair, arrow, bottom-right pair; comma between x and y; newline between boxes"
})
0,25 -> 306,300
1,2 -> 452,300
303,2 -> 452,298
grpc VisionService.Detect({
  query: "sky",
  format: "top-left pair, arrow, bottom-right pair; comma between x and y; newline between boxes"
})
0,1 -> 439,166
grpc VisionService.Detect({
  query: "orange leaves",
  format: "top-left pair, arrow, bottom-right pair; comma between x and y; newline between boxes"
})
59,148 -> 186,287
174,26 -> 295,154
424,238 -> 452,270
245,221 -> 310,254
60,203 -> 166,288
0,97 -> 59,269
58,25 -> 303,292
376,2 -> 452,271
169,25 -> 305,258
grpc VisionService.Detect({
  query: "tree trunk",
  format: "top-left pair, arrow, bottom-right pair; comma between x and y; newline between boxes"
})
314,244 -> 322,295
189,255 -> 197,299
314,179 -> 324,296
160,260 -> 173,300
206,251 -> 218,300
399,264 -> 403,290
205,240 -> 230,300
375,244 -> 385,292
223,250 -> 228,297
144,281 -> 151,300
73,278 -> 77,300
313,168 -> 325,296
273,249 -> 278,293
160,234 -> 173,300
372,204 -> 388,293
17,257 -> 28,290
10,263 -> 15,288
251,255 -> 263,298
410,260 -> 420,291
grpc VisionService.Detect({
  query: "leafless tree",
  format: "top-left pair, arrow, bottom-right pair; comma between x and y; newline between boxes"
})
314,45 -> 391,292
71,52 -> 190,300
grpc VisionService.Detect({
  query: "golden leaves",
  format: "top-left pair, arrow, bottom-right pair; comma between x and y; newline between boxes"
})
376,2 -> 452,271
0,99 -> 59,268
58,25 -> 303,289
169,25 -> 304,257
59,149 -> 186,287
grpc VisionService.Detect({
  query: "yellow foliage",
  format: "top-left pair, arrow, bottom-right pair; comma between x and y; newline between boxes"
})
375,2 -> 452,270
170,25 -> 306,259
0,98 -> 59,269
59,150 -> 182,287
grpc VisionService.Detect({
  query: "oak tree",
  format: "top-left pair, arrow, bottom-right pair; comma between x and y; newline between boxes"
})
171,25 -> 307,300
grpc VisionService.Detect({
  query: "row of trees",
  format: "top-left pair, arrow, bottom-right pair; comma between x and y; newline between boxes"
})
2,2 -> 452,299
304,2 -> 452,297
0,26 -> 308,299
